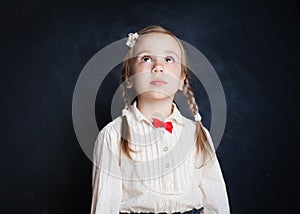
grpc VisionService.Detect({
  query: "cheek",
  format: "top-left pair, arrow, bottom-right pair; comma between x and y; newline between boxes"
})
132,63 -> 150,74
131,73 -> 149,88
131,74 -> 152,95
167,64 -> 182,79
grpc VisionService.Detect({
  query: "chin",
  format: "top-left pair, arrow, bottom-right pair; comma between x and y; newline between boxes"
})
138,90 -> 175,101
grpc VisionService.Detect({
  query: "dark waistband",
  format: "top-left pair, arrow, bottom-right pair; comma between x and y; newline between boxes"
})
120,207 -> 204,214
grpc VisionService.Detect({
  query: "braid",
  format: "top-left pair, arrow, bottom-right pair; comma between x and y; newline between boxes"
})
120,70 -> 136,160
184,82 -> 199,115
183,79 -> 213,166
122,84 -> 130,109
120,113 -> 135,160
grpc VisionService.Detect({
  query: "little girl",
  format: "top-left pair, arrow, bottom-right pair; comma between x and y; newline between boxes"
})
91,25 -> 230,214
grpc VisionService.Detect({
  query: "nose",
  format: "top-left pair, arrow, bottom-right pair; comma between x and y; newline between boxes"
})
151,58 -> 164,73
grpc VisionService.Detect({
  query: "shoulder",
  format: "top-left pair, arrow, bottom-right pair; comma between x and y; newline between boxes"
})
181,115 -> 210,133
99,116 -> 122,135
181,115 -> 214,147
181,115 -> 197,131
95,116 -> 123,149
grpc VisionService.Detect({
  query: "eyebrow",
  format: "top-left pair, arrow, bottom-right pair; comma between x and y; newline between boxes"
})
164,50 -> 180,59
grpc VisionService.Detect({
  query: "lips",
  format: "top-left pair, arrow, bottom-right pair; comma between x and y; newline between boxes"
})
150,79 -> 167,86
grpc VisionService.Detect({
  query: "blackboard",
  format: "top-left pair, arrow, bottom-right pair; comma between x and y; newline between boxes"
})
1,0 -> 299,213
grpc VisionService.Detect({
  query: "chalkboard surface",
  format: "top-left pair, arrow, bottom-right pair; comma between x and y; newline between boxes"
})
1,0 -> 299,213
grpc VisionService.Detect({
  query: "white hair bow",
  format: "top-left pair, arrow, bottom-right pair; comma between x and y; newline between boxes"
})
126,32 -> 139,48
194,113 -> 202,122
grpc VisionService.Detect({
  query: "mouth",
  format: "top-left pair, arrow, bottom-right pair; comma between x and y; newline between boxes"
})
150,79 -> 167,86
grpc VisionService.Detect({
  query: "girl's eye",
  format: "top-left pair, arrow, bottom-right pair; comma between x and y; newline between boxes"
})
165,57 -> 174,63
141,56 -> 152,63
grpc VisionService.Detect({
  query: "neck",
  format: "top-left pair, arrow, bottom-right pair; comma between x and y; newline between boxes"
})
136,97 -> 174,120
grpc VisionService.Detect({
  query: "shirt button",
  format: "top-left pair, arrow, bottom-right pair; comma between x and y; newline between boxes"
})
165,163 -> 170,168
163,146 -> 168,152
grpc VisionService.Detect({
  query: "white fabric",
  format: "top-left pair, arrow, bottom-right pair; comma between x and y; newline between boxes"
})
91,102 -> 230,214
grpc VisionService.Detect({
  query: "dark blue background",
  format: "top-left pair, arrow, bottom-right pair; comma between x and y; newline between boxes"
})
1,0 -> 299,213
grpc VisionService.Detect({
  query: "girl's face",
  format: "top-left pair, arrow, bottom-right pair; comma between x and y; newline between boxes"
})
130,33 -> 185,101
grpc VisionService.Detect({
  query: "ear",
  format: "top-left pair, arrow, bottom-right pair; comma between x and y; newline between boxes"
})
178,74 -> 186,91
178,79 -> 184,91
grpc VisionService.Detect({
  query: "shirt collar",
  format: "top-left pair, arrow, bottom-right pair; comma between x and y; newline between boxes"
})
129,101 -> 183,125
131,101 -> 151,124
167,103 -> 183,125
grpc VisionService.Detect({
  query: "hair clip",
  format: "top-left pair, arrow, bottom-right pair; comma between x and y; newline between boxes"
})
126,32 -> 139,48
122,108 -> 129,117
194,112 -> 202,122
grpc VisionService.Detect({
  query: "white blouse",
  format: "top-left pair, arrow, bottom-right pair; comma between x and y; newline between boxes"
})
91,102 -> 230,214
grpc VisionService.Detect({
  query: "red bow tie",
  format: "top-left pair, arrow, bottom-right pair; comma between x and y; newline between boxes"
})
152,118 -> 173,133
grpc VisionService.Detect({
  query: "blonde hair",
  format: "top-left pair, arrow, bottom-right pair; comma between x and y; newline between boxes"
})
120,25 -> 213,165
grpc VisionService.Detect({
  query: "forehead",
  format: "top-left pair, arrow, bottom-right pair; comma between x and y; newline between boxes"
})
133,33 -> 181,57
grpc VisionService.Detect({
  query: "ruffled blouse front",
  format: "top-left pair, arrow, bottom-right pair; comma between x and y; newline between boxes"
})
91,102 -> 230,214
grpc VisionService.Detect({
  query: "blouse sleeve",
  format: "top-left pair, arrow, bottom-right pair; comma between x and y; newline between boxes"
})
197,128 -> 230,214
90,125 -> 122,214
